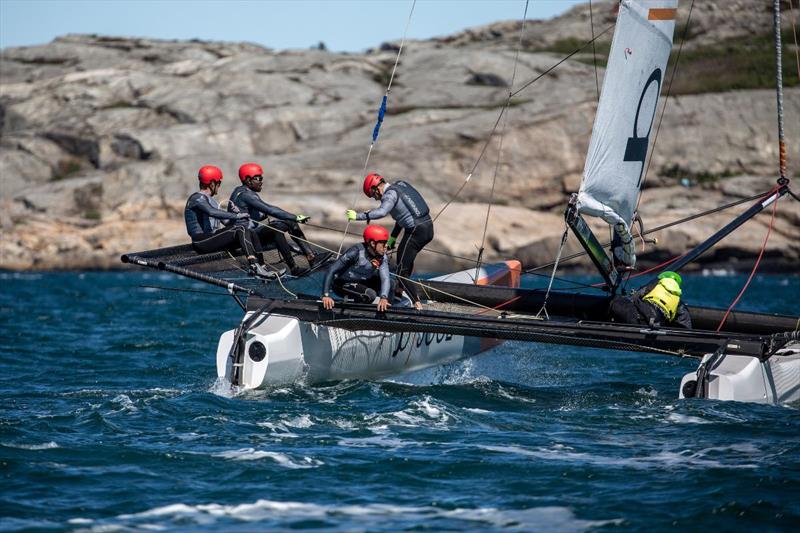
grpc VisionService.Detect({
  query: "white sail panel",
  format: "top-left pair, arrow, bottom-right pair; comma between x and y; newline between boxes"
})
577,0 -> 677,266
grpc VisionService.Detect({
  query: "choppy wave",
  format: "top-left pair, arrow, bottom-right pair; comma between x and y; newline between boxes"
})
2,272 -> 799,531
65,498 -> 619,531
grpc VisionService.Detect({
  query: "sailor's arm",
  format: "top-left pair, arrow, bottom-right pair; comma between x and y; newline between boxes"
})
193,196 -> 243,222
357,189 -> 398,221
376,257 -> 391,312
379,258 -> 391,300
321,249 -> 357,304
672,304 -> 693,329
244,191 -> 296,222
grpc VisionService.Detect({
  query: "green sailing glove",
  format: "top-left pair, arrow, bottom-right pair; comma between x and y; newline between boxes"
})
346,209 -> 358,221
296,214 -> 310,224
387,236 -> 396,249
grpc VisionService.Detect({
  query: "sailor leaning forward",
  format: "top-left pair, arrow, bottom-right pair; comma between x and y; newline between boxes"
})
229,162 -> 319,276
346,173 -> 433,310
184,165 -> 280,279
608,271 -> 692,328
322,225 -> 392,313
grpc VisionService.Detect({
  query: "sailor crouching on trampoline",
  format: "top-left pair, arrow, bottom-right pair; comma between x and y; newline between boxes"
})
609,271 -> 692,328
346,173 -> 433,310
322,225 -> 392,312
184,165 -> 278,279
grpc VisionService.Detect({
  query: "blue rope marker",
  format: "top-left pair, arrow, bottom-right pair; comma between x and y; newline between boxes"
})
372,95 -> 387,143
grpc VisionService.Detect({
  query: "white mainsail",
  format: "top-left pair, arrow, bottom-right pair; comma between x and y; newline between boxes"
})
577,0 -> 678,267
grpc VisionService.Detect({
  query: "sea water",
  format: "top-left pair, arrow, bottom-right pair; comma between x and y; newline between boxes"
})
1,272 -> 798,531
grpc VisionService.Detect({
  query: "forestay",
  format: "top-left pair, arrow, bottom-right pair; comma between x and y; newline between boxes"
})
577,0 -> 677,267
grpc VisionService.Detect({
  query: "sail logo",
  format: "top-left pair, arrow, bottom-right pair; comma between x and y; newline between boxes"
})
624,67 -> 662,188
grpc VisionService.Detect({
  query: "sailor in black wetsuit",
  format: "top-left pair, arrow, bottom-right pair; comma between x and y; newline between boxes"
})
230,163 -> 318,276
346,173 -> 433,310
184,165 -> 279,279
321,225 -> 392,312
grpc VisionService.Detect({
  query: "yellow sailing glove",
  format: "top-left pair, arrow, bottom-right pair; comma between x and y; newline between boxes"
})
387,236 -> 396,250
296,214 -> 310,224
346,209 -> 358,221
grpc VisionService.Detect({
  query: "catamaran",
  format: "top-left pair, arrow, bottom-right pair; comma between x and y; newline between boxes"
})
123,0 -> 799,404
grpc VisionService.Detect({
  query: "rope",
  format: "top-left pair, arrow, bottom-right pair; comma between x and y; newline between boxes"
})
522,188 -> 774,275
773,0 -> 787,180
389,271 -> 502,315
338,0 -> 417,255
475,0 -> 530,282
251,218 -> 341,257
589,0 -> 600,101
716,194 -> 780,331
535,224 -> 569,319
303,219 -> 594,289
635,0 -> 695,215
790,0 -> 800,84
432,23 -> 616,224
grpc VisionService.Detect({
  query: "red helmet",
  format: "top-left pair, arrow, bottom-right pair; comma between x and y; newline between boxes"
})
363,224 -> 389,243
363,173 -> 384,198
238,163 -> 263,183
198,165 -> 223,185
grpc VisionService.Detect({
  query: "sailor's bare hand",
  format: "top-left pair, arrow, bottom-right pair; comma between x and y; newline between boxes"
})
377,298 -> 390,312
414,301 -> 423,311
322,296 -> 335,310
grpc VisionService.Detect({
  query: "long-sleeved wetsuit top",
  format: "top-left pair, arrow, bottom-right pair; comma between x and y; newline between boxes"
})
184,192 -> 240,237
635,279 -> 692,329
229,185 -> 296,227
355,181 -> 430,238
323,243 -> 390,299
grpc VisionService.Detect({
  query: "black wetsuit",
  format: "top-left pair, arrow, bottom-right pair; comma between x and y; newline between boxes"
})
355,180 -> 432,303
608,279 -> 692,329
184,192 -> 260,257
322,243 -> 391,304
229,185 -> 313,269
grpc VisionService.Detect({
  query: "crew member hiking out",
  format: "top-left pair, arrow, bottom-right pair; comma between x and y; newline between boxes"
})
322,225 -> 392,312
609,271 -> 692,328
184,165 -> 280,279
346,173 -> 432,310
230,163 -> 320,276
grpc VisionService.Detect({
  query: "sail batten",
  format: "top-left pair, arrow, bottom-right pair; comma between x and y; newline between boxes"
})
577,0 -> 678,267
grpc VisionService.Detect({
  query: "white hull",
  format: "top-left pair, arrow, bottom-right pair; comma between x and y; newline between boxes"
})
217,314 -> 498,389
679,342 -> 800,405
217,262 -> 518,390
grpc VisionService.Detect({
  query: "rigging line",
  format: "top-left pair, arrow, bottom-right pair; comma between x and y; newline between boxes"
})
774,0 -> 788,180
522,188 -> 773,274
139,285 -> 233,297
716,194 -> 780,332
790,0 -> 800,83
535,224 -> 569,319
250,219 -> 341,258
433,23 -> 615,224
389,271 -> 502,315
589,0 -> 600,101
509,23 -> 615,98
338,0 -> 417,256
476,0 -> 530,279
431,106 -> 507,223
636,0 -> 696,214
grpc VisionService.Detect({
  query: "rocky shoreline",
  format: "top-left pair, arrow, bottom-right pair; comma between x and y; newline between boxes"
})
2,0 -> 798,273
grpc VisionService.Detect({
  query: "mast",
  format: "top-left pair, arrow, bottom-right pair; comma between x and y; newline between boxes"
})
773,0 -> 787,181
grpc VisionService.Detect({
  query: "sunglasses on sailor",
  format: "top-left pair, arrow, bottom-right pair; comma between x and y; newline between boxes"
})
250,175 -> 264,182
